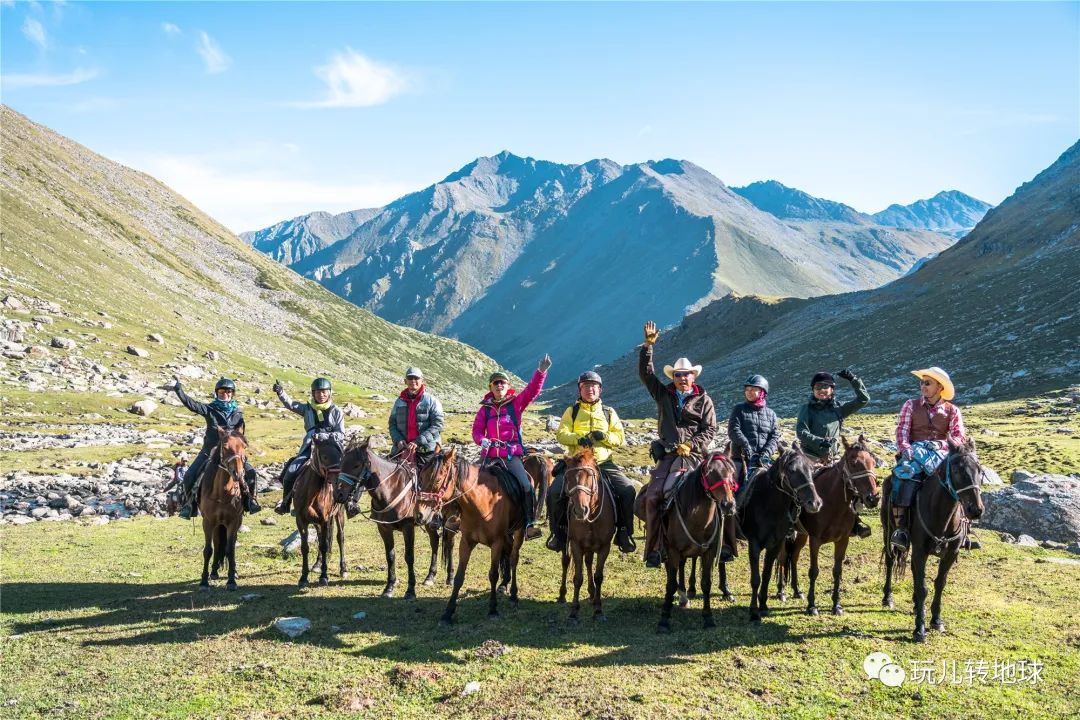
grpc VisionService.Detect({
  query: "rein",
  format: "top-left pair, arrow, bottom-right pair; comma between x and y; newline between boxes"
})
565,463 -> 608,524
915,454 -> 979,553
339,449 -> 418,525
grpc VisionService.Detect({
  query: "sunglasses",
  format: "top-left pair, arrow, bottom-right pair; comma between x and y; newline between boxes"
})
813,384 -> 834,391
216,389 -> 234,395
673,372 -> 693,379
491,380 -> 508,386
920,379 -> 936,386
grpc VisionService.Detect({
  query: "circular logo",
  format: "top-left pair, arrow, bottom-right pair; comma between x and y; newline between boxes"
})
878,663 -> 907,687
863,651 -> 893,679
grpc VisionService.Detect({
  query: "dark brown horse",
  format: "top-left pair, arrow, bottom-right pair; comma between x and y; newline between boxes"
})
776,435 -> 881,615
881,438 -> 984,642
523,450 -> 552,522
292,435 -> 347,588
333,438 -> 452,598
738,442 -> 823,623
418,447 -> 524,624
657,453 -> 739,633
198,427 -> 247,591
557,448 -> 615,621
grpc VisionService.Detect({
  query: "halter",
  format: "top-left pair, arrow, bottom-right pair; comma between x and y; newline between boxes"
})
310,441 -> 341,484
701,453 -> 739,495
914,451 -> 981,554
839,451 -> 878,500
565,462 -> 607,524
418,455 -> 480,517
338,448 -> 419,524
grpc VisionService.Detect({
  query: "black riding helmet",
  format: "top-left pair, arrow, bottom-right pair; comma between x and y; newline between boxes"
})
744,374 -> 769,394
578,371 -> 602,386
311,377 -> 332,392
214,378 -> 236,393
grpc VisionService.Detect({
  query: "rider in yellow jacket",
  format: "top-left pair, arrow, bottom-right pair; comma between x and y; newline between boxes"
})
546,371 -> 637,554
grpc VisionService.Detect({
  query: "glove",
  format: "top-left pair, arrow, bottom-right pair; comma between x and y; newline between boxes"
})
675,442 -> 692,457
760,455 -> 773,468
901,447 -> 913,461
538,354 -> 552,373
577,436 -> 593,447
838,368 -> 856,381
480,438 -> 492,450
272,381 -> 283,395
589,430 -> 606,443
643,320 -> 659,346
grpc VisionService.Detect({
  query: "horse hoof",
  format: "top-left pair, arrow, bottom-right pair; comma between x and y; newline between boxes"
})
439,616 -> 454,627
807,606 -> 819,616
776,592 -> 786,602
209,572 -> 220,581
657,623 -> 671,634
340,571 -> 350,580
678,598 -> 689,609
883,596 -> 894,609
594,613 -> 607,623
832,606 -> 844,616
404,591 -> 417,602
198,584 -> 210,593
687,590 -> 697,599
794,592 -> 805,600
759,607 -> 772,617
226,582 -> 237,592
556,595 -> 566,604
931,619 -> 945,632
703,617 -> 716,630
298,580 -> 308,589
722,593 -> 735,602
318,578 -> 328,587
497,585 -> 508,595
423,577 -> 435,587
913,630 -> 927,643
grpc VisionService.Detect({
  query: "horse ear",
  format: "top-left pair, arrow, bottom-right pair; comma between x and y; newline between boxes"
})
858,433 -> 868,446
778,439 -> 789,453
791,440 -> 802,454
964,437 -> 976,454
840,435 -> 851,451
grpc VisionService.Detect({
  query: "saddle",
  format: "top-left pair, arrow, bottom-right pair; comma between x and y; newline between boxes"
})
483,460 -> 529,526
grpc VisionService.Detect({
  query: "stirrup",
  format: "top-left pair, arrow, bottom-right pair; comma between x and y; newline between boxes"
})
524,525 -> 543,540
615,528 -> 636,553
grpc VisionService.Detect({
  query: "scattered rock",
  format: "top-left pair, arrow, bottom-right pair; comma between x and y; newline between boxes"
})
147,333 -> 164,344
204,350 -> 219,361
1016,534 -> 1039,547
1011,469 -> 1035,483
280,528 -> 318,557
1055,427 -> 1075,435
126,345 -> 149,358
352,611 -> 367,621
461,681 -> 481,698
260,516 -> 277,526
546,416 -> 561,432
273,617 -> 311,638
2,295 -> 24,310
177,365 -> 203,379
368,394 -> 390,402
981,467 -> 1003,485
239,524 -> 250,533
50,337 -> 76,350
241,593 -> 261,602
130,399 -> 158,416
1041,540 -> 1068,550
329,625 -> 341,633
981,475 -> 1080,544
341,403 -> 367,419
474,639 -> 512,659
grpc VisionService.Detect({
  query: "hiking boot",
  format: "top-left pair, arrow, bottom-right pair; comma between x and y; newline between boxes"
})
615,527 -> 636,554
645,551 -> 663,568
851,517 -> 872,539
245,497 -> 262,514
719,546 -> 736,562
178,502 -> 194,520
890,528 -> 910,551
546,533 -> 566,552
274,495 -> 292,515
524,525 -> 543,541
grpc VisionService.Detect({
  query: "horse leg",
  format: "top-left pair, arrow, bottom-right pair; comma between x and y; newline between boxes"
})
775,541 -> 787,602
199,526 -> 212,591
677,558 -> 688,608
423,525 -> 438,586
317,522 -> 330,586
298,522 -> 310,588
402,523 -> 418,601
718,557 -> 734,602
497,547 -> 510,595
211,524 -> 225,580
701,550 -> 716,629
226,529 -> 238,591
658,557 -> 678,633
558,546 -> 570,603
593,544 -> 610,622
336,511 -> 348,579
930,550 -> 957,632
688,556 -> 698,599
443,528 -> 456,586
806,537 -> 821,616
883,547 -> 896,609
831,536 -> 849,615
759,546 -> 780,618
911,548 -> 929,643
441,537 -> 473,625
569,543 -> 584,622
748,544 -> 762,623
791,534 -> 807,600
487,539 -> 503,619
585,551 -> 596,600
380,525 -> 397,598
508,532 -> 522,605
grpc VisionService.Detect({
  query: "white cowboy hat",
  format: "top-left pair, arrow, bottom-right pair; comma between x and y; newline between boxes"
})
664,357 -> 703,379
911,366 -> 955,401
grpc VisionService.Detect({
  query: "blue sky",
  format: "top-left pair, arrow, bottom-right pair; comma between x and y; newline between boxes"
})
2,1 -> 1077,232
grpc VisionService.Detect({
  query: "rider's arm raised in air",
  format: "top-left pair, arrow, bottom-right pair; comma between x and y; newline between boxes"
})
554,405 -> 579,448
727,406 -> 751,454
637,345 -> 664,401
690,396 -> 718,456
275,385 -> 306,416
174,382 -> 209,417
514,364 -> 548,413
837,376 -> 871,419
761,409 -> 781,459
605,407 -> 626,448
417,396 -> 445,448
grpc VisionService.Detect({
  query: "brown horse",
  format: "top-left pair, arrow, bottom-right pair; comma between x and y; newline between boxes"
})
418,447 -> 524,624
657,453 -> 739,633
333,438 -> 452,598
292,435 -> 347,588
198,427 -> 247,591
881,438 -> 984,642
523,450 -> 552,522
556,448 -> 615,621
738,442 -> 823,623
776,435 -> 881,615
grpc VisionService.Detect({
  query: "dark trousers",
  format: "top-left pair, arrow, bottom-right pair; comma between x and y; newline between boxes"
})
483,455 -> 535,525
183,449 -> 256,502
547,460 -> 636,536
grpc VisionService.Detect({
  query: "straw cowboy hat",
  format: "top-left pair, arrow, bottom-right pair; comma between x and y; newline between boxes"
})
911,366 -> 955,401
664,357 -> 703,379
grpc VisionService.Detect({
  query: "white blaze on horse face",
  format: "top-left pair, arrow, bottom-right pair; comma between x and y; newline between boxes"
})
863,652 -> 892,679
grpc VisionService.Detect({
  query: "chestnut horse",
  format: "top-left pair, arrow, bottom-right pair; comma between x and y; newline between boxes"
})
418,447 -> 524,624
776,435 -> 881,615
657,453 -> 739,633
198,427 -> 247,591
292,435 -> 347,588
557,448 -> 615,621
737,442 -> 822,623
881,438 -> 984,642
333,438 -> 452,598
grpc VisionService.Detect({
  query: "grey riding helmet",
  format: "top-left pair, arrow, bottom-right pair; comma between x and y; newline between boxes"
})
744,374 -> 769,394
578,371 -> 602,386
311,377 -> 332,392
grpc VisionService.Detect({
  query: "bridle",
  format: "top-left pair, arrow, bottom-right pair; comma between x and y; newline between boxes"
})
915,451 -> 983,553
310,440 -> 341,485
839,448 -> 878,501
336,446 -> 417,524
673,453 -> 737,550
216,434 -> 246,486
418,454 -> 479,517
565,460 -> 607,524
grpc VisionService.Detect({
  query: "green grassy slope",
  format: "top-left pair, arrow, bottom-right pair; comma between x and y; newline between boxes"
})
0,105 -> 508,408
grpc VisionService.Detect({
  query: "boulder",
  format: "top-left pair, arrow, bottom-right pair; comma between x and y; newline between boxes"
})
126,345 -> 149,358
982,467 -> 1003,486
1012,469 -> 1036,483
147,333 -> 165,344
2,295 -> 24,310
50,337 -> 76,350
273,617 -> 311,639
980,475 -> 1080,544
280,528 -> 318,557
177,365 -> 203,379
204,350 -> 219,361
341,403 -> 367,419
130,399 -> 158,416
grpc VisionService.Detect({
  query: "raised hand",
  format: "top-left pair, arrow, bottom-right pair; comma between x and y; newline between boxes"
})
643,321 -> 659,346
838,368 -> 855,381
272,380 -> 283,395
538,354 -> 552,373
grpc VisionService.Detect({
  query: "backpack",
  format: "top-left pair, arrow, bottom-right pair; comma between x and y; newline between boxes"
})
571,401 -> 614,427
484,401 -> 525,450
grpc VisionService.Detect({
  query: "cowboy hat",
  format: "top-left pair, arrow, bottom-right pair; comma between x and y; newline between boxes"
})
664,357 -> 703,379
911,366 -> 955,401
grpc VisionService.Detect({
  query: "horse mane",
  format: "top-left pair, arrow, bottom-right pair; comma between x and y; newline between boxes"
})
570,447 -> 595,464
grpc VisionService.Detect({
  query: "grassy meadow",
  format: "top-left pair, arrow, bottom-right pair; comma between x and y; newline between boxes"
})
2,389 -> 1079,719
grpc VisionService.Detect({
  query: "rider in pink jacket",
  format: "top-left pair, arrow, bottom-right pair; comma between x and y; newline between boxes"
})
471,354 -> 551,538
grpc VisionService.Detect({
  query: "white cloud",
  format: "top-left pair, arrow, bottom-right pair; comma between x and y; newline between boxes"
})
162,22 -> 181,36
127,152 -> 415,232
196,31 -> 231,74
297,48 -> 409,108
1,67 -> 99,89
22,17 -> 47,48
